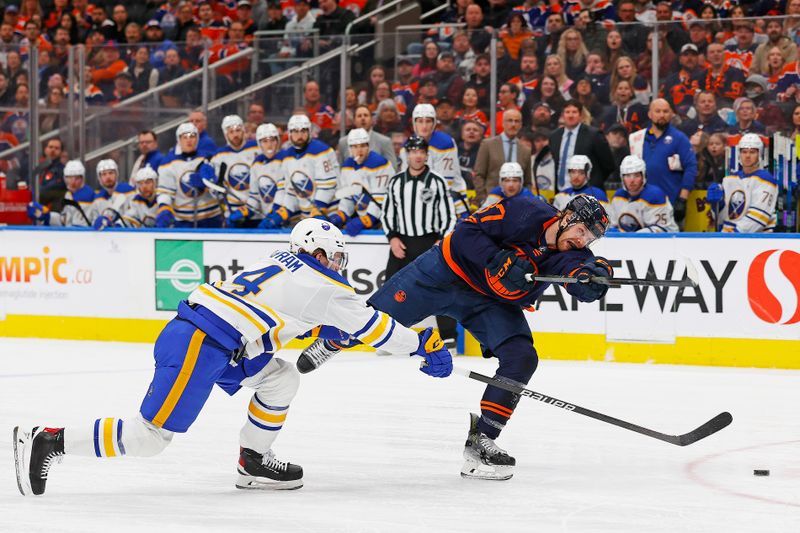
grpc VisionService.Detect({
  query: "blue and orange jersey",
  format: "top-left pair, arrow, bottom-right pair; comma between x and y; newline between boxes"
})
564,0 -> 616,24
660,69 -> 700,110
693,65 -> 745,103
774,62 -> 800,96
723,45 -> 757,76
441,195 -> 595,307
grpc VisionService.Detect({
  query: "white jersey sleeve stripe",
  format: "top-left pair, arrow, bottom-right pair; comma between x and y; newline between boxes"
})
194,284 -> 269,339
359,312 -> 391,345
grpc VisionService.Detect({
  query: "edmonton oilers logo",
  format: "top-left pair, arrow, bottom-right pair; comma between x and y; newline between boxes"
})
747,249 -> 800,325
728,189 -> 746,220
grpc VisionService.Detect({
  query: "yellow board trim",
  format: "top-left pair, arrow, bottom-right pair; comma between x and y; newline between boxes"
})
1,314 -> 798,369
248,402 -> 287,424
152,329 -> 205,428
103,418 -> 116,458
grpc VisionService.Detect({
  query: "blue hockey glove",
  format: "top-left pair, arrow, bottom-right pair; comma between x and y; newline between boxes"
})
93,215 -> 112,230
258,211 -> 285,229
413,327 -> 452,378
187,163 -> 214,190
565,258 -> 613,303
706,183 -> 724,207
485,249 -> 534,297
227,207 -> 249,225
344,216 -> 367,236
155,205 -> 175,228
27,202 -> 50,224
327,211 -> 345,227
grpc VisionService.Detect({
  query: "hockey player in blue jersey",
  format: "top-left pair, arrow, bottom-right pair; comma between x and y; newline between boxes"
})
706,133 -> 778,233
299,194 -> 613,480
552,155 -> 609,211
27,160 -> 95,226
609,155 -> 679,233
480,162 -> 535,208
13,218 -> 453,496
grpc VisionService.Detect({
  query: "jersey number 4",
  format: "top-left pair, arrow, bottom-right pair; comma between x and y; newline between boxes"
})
230,265 -> 283,297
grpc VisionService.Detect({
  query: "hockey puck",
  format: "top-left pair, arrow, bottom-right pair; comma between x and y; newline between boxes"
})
753,470 -> 770,476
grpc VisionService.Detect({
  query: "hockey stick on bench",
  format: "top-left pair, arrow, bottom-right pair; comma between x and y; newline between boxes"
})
453,367 -> 732,446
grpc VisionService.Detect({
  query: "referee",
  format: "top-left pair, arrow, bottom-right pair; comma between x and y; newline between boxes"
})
381,135 -> 459,348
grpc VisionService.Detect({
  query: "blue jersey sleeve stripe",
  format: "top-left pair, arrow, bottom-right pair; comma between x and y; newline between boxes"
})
353,311 -> 379,337
371,318 -> 396,349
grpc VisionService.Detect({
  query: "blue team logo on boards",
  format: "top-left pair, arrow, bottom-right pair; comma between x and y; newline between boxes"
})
154,240 -> 204,310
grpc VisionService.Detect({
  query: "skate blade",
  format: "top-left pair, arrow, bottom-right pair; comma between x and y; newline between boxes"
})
235,474 -> 303,491
12,427 -> 33,496
460,459 -> 514,481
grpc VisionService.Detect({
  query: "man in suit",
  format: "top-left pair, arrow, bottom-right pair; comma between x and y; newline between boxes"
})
473,109 -> 532,205
337,104 -> 397,168
549,101 -> 615,191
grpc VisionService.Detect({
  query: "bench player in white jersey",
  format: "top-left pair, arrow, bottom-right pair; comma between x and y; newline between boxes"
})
552,155 -> 609,212
155,122 -> 221,228
328,128 -> 393,236
27,160 -> 95,227
706,133 -> 778,232
211,114 -> 259,227
259,114 -> 340,228
399,104 -> 469,216
480,162 -> 536,208
246,123 -> 285,228
91,159 -> 136,229
13,218 -> 452,496
120,167 -> 159,227
609,155 -> 679,233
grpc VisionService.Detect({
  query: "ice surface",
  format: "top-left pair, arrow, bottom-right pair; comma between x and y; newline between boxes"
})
0,338 -> 798,533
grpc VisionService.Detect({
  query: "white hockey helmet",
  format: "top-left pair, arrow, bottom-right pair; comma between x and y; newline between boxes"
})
289,218 -> 348,271
347,128 -> 370,146
566,154 -> 592,175
64,159 -> 85,177
499,161 -> 523,181
287,114 -> 312,132
134,166 -> 158,182
221,114 -> 244,133
256,123 -> 280,141
96,158 -> 118,179
738,133 -> 763,161
412,103 -> 437,125
619,155 -> 647,191
176,122 -> 198,139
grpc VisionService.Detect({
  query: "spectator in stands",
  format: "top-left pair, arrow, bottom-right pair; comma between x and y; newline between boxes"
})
159,48 -> 186,108
337,103 -> 397,167
604,30 -> 624,70
637,30 -> 676,82
413,39 -> 440,79
370,81 -> 398,116
304,79 -> 336,134
762,47 -> 787,90
314,0 -> 356,53
558,28 -> 589,81
787,0 -> 800,45
90,5 -> 117,41
630,98 -> 696,221
358,65 -> 386,106
124,22 -> 142,47
455,86 -> 490,133
543,54 -> 573,99
145,20 -> 176,70
692,131 -> 727,188
457,119 -> 483,191
538,12 -> 564,62
605,123 -> 630,187
529,101 -> 557,129
550,100 -> 614,190
247,103 -> 266,125
39,87 -> 64,133
109,71 -> 135,105
508,52 -> 539,103
686,21 -> 710,57
465,4 -> 492,54
435,98 -> 459,139
196,2 -> 226,44
584,52 -> 611,106
727,97 -> 766,136
524,74 -> 566,122
35,137 -> 66,209
129,45 -> 158,94
697,42 -> 745,108
655,1 -> 688,55
111,5 -> 128,42
392,58 -> 417,113
235,0 -> 257,43
753,19 -> 797,76
130,130 -> 164,181
616,0 -> 649,54
416,77 -> 439,107
6,50 -> 26,90
91,41 -> 128,98
180,27 -> 205,71
494,39 -> 520,82
495,82 -> 521,135
4,84 -> 30,143
451,30 -> 475,79
679,90 -> 728,136
0,21 -> 20,50
188,109 -> 218,153
474,108 -> 531,205
725,22 -> 757,76
610,55 -> 650,106
466,53 -> 492,110
600,79 -> 648,134
432,51 -> 466,104
499,12 -> 533,61
44,0 -> 68,32
373,99 -> 404,136
172,1 -> 197,43
570,77 -> 602,122
574,9 -> 606,55
261,0 -> 287,33
0,72 -> 12,106
787,103 -> 800,137
661,44 -> 702,117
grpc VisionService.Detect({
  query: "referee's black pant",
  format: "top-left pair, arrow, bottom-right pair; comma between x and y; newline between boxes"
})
384,233 -> 458,342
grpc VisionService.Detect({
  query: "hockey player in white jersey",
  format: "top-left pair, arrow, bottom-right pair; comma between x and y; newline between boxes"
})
609,155 -> 679,233
155,122 -> 221,228
706,133 -> 777,232
328,128 -> 393,236
211,114 -> 259,227
244,123 -> 285,228
552,155 -> 609,211
27,160 -> 95,227
91,159 -> 136,229
13,218 -> 452,496
120,167 -> 159,227
259,114 -> 340,229
480,162 -> 535,208
399,104 -> 469,216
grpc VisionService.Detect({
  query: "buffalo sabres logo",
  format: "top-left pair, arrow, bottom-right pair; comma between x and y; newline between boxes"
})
257,175 -> 278,205
664,135 -> 673,145
289,170 -> 315,199
226,163 -> 251,191
351,182 -> 371,215
419,187 -> 435,203
728,189 -> 746,220
536,175 -> 553,191
179,170 -> 201,197
617,213 -> 642,232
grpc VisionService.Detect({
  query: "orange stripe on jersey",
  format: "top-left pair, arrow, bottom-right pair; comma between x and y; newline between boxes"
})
480,401 -> 513,415
441,233 -> 487,296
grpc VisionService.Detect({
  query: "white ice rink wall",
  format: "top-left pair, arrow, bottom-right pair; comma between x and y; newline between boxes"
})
0,228 -> 797,368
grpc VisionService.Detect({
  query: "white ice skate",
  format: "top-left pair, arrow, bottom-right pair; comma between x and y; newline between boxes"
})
460,413 -> 515,481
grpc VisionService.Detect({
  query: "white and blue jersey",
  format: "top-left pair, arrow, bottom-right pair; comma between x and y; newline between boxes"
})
552,184 -> 609,212
91,182 -> 136,223
400,130 -> 467,215
716,169 -> 777,233
211,140 -> 259,213
47,185 -> 95,227
610,184 -> 679,233
247,152 -> 285,220
156,150 -> 220,222
121,194 -> 158,227
336,151 -> 393,224
480,186 -> 535,209
279,140 -> 340,219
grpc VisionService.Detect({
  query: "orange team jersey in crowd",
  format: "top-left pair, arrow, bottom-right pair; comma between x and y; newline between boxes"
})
200,22 -> 229,44
724,49 -> 754,76
71,6 -> 94,28
500,30 -> 534,60
455,109 -> 490,133
209,42 -> 251,76
305,103 -> 336,131
91,59 -> 128,84
508,75 -> 538,98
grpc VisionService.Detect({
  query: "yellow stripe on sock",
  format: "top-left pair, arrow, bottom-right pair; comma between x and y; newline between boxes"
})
103,418 -> 116,458
248,402 -> 287,424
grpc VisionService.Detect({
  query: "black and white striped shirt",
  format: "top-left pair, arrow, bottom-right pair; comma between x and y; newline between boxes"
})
381,166 -> 456,238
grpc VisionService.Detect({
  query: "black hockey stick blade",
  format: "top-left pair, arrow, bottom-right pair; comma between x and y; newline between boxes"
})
63,198 -> 92,226
454,367 -> 732,446
524,273 -> 697,288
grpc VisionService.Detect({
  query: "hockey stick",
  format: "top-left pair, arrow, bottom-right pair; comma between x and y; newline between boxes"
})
62,198 -> 92,226
524,257 -> 700,288
453,367 -> 733,446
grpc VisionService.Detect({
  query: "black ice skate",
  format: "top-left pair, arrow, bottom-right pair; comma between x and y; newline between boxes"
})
461,413 -> 516,480
236,448 -> 303,490
296,339 -> 340,374
13,426 -> 65,496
